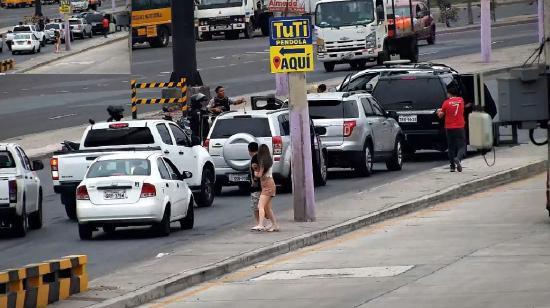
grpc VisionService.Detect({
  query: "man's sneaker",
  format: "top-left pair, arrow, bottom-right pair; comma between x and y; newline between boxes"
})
455,158 -> 462,172
450,168 -> 456,172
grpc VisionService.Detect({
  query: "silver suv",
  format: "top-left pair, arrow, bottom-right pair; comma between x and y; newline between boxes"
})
205,109 -> 328,193
308,91 -> 403,176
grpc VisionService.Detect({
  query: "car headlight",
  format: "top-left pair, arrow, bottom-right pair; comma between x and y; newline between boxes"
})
366,32 -> 376,49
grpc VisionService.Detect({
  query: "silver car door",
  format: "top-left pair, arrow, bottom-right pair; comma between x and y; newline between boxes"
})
370,98 -> 394,151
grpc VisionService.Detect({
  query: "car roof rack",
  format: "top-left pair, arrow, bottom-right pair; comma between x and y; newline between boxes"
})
267,108 -> 289,114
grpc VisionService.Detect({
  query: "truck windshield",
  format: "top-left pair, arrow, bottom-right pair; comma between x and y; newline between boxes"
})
315,0 -> 374,28
197,0 -> 242,10
0,151 -> 16,169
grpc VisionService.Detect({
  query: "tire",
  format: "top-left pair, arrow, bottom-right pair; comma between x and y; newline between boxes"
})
280,172 -> 293,193
355,142 -> 373,177
89,30 -> 93,38
214,182 -> 223,196
37,46 -> 41,53
155,205 -> 171,237
62,193 -> 77,220
78,223 -> 93,240
150,27 -> 169,47
409,38 -> 419,62
427,27 -> 436,45
180,198 -> 194,230
260,20 -> 269,36
244,22 -> 254,39
313,151 -> 328,186
323,62 -> 335,72
40,39 -> 45,47
377,44 -> 390,65
194,167 -> 215,207
103,225 -> 116,233
13,200 -> 28,237
32,47 -> 36,54
386,138 -> 403,171
12,51 -> 17,55
28,190 -> 43,230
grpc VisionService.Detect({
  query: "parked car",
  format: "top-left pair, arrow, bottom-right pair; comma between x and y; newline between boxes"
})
76,153 -> 194,240
51,120 -> 215,220
0,143 -> 44,237
69,18 -> 93,39
205,108 -> 328,193
11,32 -> 42,54
6,24 -> 46,50
308,91 -> 404,176
44,23 -> 74,43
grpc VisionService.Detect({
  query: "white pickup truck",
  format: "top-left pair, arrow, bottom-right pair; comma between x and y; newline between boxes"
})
51,120 -> 216,220
6,24 -> 46,50
0,143 -> 44,237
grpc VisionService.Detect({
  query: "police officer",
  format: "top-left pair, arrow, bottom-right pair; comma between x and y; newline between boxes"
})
207,86 -> 245,116
188,93 -> 209,140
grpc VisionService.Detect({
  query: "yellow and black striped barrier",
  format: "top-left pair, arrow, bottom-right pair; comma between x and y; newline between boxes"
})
131,78 -> 188,119
0,255 -> 88,308
0,59 -> 15,73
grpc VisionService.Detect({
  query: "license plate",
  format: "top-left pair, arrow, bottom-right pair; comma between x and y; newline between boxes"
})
211,25 -> 229,31
104,190 -> 127,200
398,115 -> 417,123
229,173 -> 249,182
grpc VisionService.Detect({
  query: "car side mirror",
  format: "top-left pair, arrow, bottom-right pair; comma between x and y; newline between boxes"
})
386,110 -> 398,119
365,84 -> 374,93
181,171 -> 193,180
314,126 -> 327,135
32,160 -> 44,171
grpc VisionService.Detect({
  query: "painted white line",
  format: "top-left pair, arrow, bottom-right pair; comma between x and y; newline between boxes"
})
419,51 -> 439,56
243,61 -> 255,64
56,90 -> 70,93
49,113 -> 77,120
160,71 -> 171,74
211,56 -> 225,60
252,266 -> 415,281
246,51 -> 269,54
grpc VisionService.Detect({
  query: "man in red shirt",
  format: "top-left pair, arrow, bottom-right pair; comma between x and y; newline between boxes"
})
437,86 -> 466,172
102,15 -> 109,38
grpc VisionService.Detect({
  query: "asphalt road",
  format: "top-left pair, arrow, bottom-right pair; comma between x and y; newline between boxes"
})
0,0 -> 127,29
0,21 -> 539,140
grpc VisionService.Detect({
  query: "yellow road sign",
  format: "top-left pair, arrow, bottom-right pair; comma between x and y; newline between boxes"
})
269,45 -> 314,74
59,0 -> 71,14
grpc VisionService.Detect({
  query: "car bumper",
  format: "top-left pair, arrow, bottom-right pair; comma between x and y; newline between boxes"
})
11,45 -> 34,51
317,48 -> 378,63
0,206 -> 17,226
198,23 -> 245,34
54,182 -> 80,194
402,129 -> 447,150
77,199 -> 164,225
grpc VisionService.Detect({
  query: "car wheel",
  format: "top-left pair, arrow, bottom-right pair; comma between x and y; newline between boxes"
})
37,46 -> 41,53
194,167 -> 215,207
28,190 -> 43,230
214,182 -> 223,196
13,198 -> 28,237
31,47 -> 36,54
154,205 -> 171,236
323,62 -> 335,72
180,198 -> 194,230
40,39 -> 45,47
62,194 -> 77,220
386,138 -> 403,171
314,151 -> 328,186
427,27 -> 436,45
244,22 -> 254,39
150,27 -> 169,47
78,223 -> 93,240
280,170 -> 293,193
355,142 -> 373,177
89,30 -> 93,38
103,225 -> 116,233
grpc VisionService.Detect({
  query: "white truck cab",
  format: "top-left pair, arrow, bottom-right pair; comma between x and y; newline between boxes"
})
0,143 -> 44,237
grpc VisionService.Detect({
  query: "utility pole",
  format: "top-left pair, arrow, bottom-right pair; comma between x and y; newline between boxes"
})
480,0 -> 491,62
170,0 -> 202,86
467,0 -> 473,24
34,0 -> 42,20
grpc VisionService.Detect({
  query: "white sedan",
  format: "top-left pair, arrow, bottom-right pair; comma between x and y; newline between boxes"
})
76,153 -> 194,240
11,33 -> 41,55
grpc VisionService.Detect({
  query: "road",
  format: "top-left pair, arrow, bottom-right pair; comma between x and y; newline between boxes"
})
142,173 -> 550,308
0,21 -> 539,140
0,0 -> 127,29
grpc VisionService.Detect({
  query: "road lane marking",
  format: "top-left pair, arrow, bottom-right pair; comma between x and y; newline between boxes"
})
246,51 -> 269,54
211,56 -> 225,60
252,266 -> 414,281
49,113 -> 76,120
419,51 -> 439,56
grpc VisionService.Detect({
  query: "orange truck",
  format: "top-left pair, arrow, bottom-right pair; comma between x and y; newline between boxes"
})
1,0 -> 33,8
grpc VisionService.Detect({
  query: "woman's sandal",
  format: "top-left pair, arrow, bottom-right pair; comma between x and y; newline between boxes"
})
266,226 -> 280,232
251,226 -> 266,232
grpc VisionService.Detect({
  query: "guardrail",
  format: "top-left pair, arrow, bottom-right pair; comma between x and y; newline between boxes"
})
130,78 -> 188,119
0,59 -> 15,72
0,255 -> 88,308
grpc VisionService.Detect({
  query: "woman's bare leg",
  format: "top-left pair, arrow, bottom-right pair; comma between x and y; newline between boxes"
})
266,199 -> 279,230
253,195 -> 270,229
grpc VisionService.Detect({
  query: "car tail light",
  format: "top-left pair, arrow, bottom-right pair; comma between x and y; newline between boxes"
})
8,180 -> 17,203
109,123 -> 129,129
343,120 -> 357,137
203,139 -> 210,151
272,136 -> 283,155
76,185 -> 89,200
140,183 -> 156,198
50,158 -> 59,180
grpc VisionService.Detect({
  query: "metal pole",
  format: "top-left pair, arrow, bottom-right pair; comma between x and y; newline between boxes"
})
480,0 -> 491,62
289,73 -> 316,222
540,0 -> 545,44
131,80 -> 137,119
64,18 -> 71,51
170,0 -> 202,86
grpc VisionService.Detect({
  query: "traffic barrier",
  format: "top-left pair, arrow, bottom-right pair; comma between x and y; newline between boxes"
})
0,255 -> 88,308
0,59 -> 15,73
130,78 -> 188,119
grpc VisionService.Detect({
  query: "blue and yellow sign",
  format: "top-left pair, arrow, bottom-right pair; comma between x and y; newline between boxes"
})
269,16 -> 314,74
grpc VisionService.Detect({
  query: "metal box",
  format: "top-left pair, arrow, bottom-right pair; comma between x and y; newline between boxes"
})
469,111 -> 493,150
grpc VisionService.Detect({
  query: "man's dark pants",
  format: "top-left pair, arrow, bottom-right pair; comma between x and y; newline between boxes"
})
103,28 -> 108,37
446,128 -> 466,168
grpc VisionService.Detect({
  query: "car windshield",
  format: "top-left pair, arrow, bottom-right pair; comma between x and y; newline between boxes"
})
308,100 -> 358,119
14,34 -> 31,40
197,0 -> 243,10
315,0 -> 374,28
210,117 -> 271,138
373,77 -> 447,110
86,159 -> 151,178
45,24 -> 60,30
84,127 -> 155,147
0,151 -> 16,169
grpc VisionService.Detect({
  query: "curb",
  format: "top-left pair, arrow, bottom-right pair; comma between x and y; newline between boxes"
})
13,34 -> 128,73
437,15 -> 536,35
90,159 -> 547,308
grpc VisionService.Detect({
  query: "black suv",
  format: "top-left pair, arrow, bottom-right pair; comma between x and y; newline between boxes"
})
371,72 -> 496,156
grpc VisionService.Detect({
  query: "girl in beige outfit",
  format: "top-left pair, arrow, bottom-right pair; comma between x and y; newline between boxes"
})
251,144 -> 280,232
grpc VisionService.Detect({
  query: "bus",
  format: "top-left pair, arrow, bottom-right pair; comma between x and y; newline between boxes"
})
131,0 -> 171,47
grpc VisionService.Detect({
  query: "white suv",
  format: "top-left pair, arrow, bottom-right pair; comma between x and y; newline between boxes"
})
205,109 -> 328,193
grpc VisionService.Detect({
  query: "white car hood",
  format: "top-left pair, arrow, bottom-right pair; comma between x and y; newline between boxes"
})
196,6 -> 245,19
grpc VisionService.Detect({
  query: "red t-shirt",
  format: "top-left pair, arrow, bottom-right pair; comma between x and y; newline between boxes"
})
441,97 -> 465,129
102,18 -> 109,29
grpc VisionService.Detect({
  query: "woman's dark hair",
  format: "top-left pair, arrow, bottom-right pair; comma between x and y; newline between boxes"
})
215,86 -> 224,93
257,144 -> 273,171
248,142 -> 259,152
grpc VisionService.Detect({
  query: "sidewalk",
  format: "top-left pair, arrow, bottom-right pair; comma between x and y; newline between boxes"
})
51,142 -> 547,308
143,173 -> 549,308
